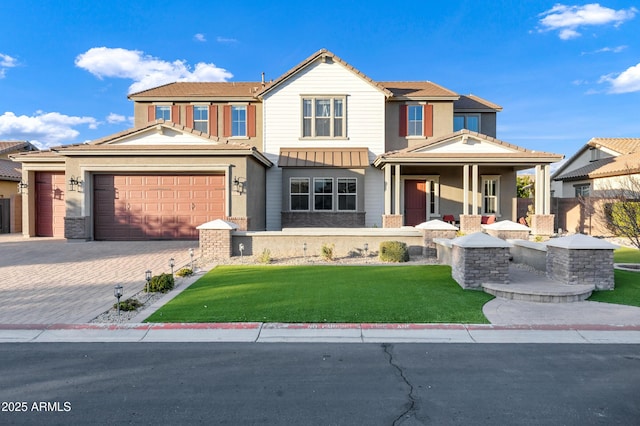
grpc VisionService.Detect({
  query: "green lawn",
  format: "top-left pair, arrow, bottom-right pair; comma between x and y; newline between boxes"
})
588,247 -> 640,307
144,265 -> 493,324
614,247 -> 640,264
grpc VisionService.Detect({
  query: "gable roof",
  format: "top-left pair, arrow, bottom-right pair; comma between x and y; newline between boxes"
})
454,94 -> 503,111
378,81 -> 458,99
0,141 -> 38,156
553,151 -> 640,181
128,82 -> 266,100
0,158 -> 21,181
257,48 -> 393,98
587,137 -> 640,155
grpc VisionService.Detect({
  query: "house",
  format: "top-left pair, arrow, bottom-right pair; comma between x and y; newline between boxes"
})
0,141 -> 38,233
11,49 -> 562,241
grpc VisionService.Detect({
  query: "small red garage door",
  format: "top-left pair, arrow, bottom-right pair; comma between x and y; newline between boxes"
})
94,174 -> 225,240
35,172 -> 66,238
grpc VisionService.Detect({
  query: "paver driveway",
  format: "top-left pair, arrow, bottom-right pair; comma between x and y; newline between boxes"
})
0,234 -> 197,324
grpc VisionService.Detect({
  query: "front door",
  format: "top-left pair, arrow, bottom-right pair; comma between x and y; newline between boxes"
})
404,180 -> 426,226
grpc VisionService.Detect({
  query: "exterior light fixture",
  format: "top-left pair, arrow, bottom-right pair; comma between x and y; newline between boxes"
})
239,243 -> 245,261
145,270 -> 152,294
189,248 -> 194,270
114,285 -> 123,319
17,181 -> 28,194
68,176 -> 83,191
233,177 -> 245,194
303,242 -> 307,260
169,258 -> 175,275
364,243 -> 369,258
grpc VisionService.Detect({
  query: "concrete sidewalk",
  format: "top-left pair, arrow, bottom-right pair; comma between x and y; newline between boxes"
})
1,322 -> 640,344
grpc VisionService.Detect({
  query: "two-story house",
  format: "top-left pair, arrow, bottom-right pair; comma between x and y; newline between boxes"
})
12,49 -> 562,240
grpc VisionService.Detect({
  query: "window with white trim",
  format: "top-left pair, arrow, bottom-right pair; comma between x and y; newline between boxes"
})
314,178 -> 333,210
232,105 -> 247,137
427,180 -> 439,215
482,176 -> 500,214
193,106 -> 208,132
290,178 -> 310,211
302,97 -> 345,138
155,106 -> 171,121
454,114 -> 480,132
337,178 -> 357,211
574,184 -> 590,197
407,105 -> 423,136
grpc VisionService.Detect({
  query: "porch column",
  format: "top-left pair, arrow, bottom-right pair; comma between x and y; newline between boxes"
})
544,164 -> 551,214
384,164 -> 391,215
472,164 -> 479,215
535,165 -> 542,214
531,164 -> 555,235
394,165 -> 401,216
462,164 -> 469,215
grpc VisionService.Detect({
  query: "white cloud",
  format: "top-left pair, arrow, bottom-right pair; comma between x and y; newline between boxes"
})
582,45 -> 627,55
194,33 -> 206,42
75,47 -> 233,93
106,113 -> 127,124
0,53 -> 18,78
600,62 -> 640,94
216,36 -> 238,44
538,3 -> 637,39
0,111 -> 98,148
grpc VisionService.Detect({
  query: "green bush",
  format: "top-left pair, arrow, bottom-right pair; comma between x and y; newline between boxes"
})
606,201 -> 640,237
258,249 -> 272,264
176,267 -> 193,277
114,298 -> 142,311
321,243 -> 335,261
146,273 -> 175,293
379,241 -> 410,263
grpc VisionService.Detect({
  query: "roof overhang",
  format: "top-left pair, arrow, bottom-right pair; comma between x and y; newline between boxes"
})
279,147 -> 370,168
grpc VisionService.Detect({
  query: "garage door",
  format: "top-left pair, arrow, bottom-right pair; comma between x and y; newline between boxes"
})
94,174 -> 225,240
36,172 -> 66,238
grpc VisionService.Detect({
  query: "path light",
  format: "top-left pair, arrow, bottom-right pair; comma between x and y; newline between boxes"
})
145,270 -> 152,293
364,243 -> 369,258
303,242 -> 307,260
189,248 -> 194,270
169,258 -> 175,275
114,285 -> 123,320
239,243 -> 245,261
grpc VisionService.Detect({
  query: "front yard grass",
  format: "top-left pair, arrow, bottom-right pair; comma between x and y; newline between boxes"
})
144,265 -> 493,324
614,247 -> 640,264
588,247 -> 640,307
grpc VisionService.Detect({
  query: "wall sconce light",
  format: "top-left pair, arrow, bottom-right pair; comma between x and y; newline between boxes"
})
68,176 -> 83,191
17,181 -> 28,194
233,177 -> 245,194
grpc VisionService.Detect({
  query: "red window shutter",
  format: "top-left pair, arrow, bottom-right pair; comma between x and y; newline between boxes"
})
209,105 -> 218,136
171,105 -> 180,124
247,104 -> 256,137
399,105 -> 407,137
185,105 -> 194,128
423,104 -> 433,137
148,105 -> 155,122
223,105 -> 232,137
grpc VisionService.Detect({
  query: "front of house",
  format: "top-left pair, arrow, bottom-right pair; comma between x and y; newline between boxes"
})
12,49 -> 562,240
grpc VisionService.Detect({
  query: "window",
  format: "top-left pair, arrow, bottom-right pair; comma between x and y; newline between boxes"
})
302,97 -> 345,138
338,178 -> 357,211
407,105 -> 423,136
454,114 -> 480,132
314,178 -> 333,210
427,180 -> 438,215
574,184 -> 590,197
482,176 -> 500,214
589,148 -> 600,162
193,106 -> 208,132
232,106 -> 247,137
290,178 -> 309,210
155,106 -> 171,121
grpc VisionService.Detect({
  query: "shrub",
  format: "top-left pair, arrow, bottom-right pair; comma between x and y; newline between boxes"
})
321,243 -> 335,261
114,298 -> 142,312
176,267 -> 193,277
379,241 -> 410,263
258,249 -> 272,264
146,273 -> 175,293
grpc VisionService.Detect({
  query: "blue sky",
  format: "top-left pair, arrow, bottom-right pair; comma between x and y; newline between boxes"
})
1,1 -> 639,163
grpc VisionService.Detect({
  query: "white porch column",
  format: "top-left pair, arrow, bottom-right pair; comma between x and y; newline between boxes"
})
543,164 -> 551,214
535,165 -> 542,214
384,164 -> 391,215
462,164 -> 469,215
394,165 -> 401,215
472,164 -> 479,215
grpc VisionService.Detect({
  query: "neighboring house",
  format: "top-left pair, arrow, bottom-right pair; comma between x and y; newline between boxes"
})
12,49 -> 562,241
0,141 -> 38,233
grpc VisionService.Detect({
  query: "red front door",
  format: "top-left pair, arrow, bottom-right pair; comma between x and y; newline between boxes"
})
404,180 -> 426,226
35,172 -> 66,237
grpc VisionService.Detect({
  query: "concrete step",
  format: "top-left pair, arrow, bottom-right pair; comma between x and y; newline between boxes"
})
482,282 -> 595,303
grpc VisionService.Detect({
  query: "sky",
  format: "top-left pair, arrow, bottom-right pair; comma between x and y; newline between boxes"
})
1,0 -> 639,163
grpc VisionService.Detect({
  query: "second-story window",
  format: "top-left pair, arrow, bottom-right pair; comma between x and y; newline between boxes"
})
407,105 -> 423,136
232,106 -> 247,137
193,106 -> 208,132
155,106 -> 171,121
302,96 -> 346,138
454,114 -> 480,132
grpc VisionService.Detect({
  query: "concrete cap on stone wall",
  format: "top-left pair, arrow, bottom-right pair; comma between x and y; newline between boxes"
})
545,233 -> 619,250
196,219 -> 239,230
482,220 -> 530,231
415,219 -> 458,231
452,232 -> 512,248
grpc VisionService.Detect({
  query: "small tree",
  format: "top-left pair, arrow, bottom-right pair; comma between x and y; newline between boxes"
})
517,175 -> 534,198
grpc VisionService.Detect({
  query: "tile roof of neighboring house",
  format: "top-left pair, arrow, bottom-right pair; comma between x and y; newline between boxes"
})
378,81 -> 458,98
278,147 -> 370,168
0,141 -> 38,155
588,137 -> 640,155
554,152 -> 640,181
0,158 -> 21,181
257,49 -> 393,98
128,82 -> 267,99
454,94 -> 503,111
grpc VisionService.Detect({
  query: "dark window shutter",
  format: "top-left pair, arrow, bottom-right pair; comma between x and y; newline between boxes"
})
223,105 -> 232,137
209,105 -> 218,136
423,104 -> 433,137
399,105 -> 407,137
171,105 -> 180,124
185,105 -> 194,128
148,105 -> 155,122
247,104 -> 256,137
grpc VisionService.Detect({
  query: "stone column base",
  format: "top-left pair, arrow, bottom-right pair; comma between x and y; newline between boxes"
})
422,229 -> 457,257
531,214 -> 555,236
382,215 -> 403,228
459,215 -> 481,234
64,217 -> 89,240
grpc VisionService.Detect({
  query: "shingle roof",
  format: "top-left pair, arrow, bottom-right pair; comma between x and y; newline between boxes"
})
0,158 -> 21,180
128,82 -> 266,99
378,81 -> 458,98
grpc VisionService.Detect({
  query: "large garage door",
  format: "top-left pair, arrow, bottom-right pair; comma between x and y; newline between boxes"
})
94,174 -> 225,240
36,172 -> 66,238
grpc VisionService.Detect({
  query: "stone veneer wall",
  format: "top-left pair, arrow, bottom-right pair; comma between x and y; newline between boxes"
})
282,212 -> 365,228
199,228 -> 233,260
382,215 -> 403,228
422,229 -> 457,257
64,217 -> 89,240
226,216 -> 249,231
546,246 -> 614,290
459,215 -> 481,234
485,229 -> 530,240
531,214 -> 555,236
451,246 -> 510,289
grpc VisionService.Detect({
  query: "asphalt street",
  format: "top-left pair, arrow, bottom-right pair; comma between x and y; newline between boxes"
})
1,343 -> 639,425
